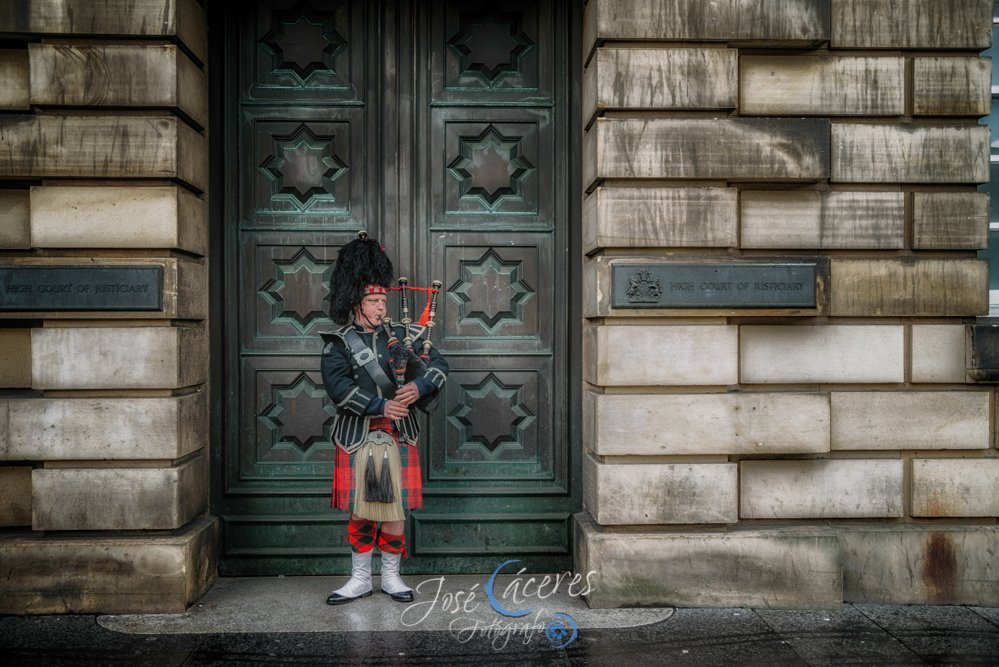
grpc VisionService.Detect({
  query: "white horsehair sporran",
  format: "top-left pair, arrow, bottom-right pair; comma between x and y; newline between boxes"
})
351,429 -> 404,522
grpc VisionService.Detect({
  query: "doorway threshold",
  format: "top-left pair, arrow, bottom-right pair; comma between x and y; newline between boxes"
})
97,575 -> 674,635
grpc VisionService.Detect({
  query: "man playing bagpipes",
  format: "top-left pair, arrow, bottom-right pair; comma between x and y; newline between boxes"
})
320,231 -> 448,605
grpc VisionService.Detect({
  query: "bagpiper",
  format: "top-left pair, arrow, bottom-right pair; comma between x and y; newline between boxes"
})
320,231 -> 448,605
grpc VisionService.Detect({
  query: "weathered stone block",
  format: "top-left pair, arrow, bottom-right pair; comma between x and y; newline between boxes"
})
30,44 -> 207,129
913,57 -> 991,116
741,324 -> 904,383
912,192 -> 988,249
0,189 -> 30,249
831,124 -> 989,184
31,326 -> 206,390
832,0 -> 992,49
911,325 -> 968,383
582,187 -> 737,253
912,458 -> 999,517
2,393 -> 207,461
741,190 -> 904,249
583,0 -> 830,62
0,328 -> 31,388
586,391 -> 830,456
740,56 -> 903,116
0,115 -> 207,192
0,0 -> 208,65
33,455 -> 207,531
0,49 -> 29,110
584,454 -> 737,525
584,48 -> 736,124
839,525 -> 999,604
584,117 -> 830,190
585,325 -> 738,386
30,185 -> 207,255
831,391 -> 989,451
829,259 -> 988,316
741,459 -> 904,519
576,514 -> 842,608
0,467 -> 32,527
0,516 -> 217,613
0,257 -> 206,321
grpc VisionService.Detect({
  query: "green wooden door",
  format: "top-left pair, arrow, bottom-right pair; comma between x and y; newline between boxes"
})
217,0 -> 577,575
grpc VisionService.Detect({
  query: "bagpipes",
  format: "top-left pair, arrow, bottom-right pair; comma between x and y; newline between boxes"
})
383,277 -> 443,389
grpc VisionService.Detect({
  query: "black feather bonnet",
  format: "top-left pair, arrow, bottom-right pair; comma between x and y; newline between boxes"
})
328,231 -> 394,325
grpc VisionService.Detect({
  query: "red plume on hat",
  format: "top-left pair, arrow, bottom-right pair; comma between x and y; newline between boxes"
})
328,230 -> 394,325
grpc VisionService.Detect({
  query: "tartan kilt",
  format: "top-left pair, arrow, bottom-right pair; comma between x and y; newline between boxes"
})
332,440 -> 423,512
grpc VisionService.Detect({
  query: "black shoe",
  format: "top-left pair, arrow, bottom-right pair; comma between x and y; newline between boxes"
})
326,589 -> 373,605
382,588 -> 414,603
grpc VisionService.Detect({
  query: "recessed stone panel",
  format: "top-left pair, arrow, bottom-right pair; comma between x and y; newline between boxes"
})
30,186 -> 207,255
0,467 -> 31,527
2,394 -> 207,461
913,57 -> 991,116
829,259 -> 988,316
582,187 -> 737,253
0,49 -> 29,110
0,189 -> 30,249
584,454 -> 737,524
585,325 -> 738,386
831,391 -> 989,451
912,458 -> 999,517
32,455 -> 207,531
831,124 -> 989,184
741,459 -> 905,519
29,44 -> 207,129
832,0 -> 992,49
31,326 -> 206,390
584,47 -> 737,124
741,324 -> 904,383
912,192 -> 988,250
576,514 -> 842,608
584,117 -> 830,190
0,115 -> 207,192
583,0 -> 831,61
0,329 -> 31,388
587,391 -> 830,456
740,56 -> 903,116
741,191 -> 905,249
911,325 -> 968,383
840,525 -> 999,605
0,517 -> 218,614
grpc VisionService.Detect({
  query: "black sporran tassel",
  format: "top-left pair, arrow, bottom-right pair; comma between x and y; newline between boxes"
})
378,449 -> 395,503
364,448 -> 380,502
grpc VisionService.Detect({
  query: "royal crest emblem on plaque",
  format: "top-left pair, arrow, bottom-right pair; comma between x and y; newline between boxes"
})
625,269 -> 663,304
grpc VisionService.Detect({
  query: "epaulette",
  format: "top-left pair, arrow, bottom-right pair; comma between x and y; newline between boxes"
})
319,323 -> 352,348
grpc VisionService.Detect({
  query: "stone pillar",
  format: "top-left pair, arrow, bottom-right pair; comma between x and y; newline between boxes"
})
579,0 -> 998,607
0,0 -> 216,614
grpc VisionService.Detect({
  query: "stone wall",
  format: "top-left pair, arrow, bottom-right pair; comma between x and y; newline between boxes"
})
0,0 -> 216,613
579,0 -> 999,607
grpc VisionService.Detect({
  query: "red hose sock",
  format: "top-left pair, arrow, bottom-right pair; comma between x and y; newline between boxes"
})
348,517 -> 377,553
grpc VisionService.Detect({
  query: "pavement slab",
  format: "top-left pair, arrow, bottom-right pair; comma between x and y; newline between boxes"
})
856,604 -> 999,665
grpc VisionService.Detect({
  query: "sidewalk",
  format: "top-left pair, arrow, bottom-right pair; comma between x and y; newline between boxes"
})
1,575 -> 997,665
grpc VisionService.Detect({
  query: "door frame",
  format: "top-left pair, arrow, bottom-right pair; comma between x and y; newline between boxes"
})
206,0 -> 583,574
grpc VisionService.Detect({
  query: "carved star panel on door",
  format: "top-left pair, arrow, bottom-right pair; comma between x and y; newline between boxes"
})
237,358 -> 337,484
431,0 -> 553,103
243,0 -> 364,101
424,357 -> 564,489
433,234 -> 552,353
245,114 -> 362,225
433,109 -> 553,227
241,232 -> 353,353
